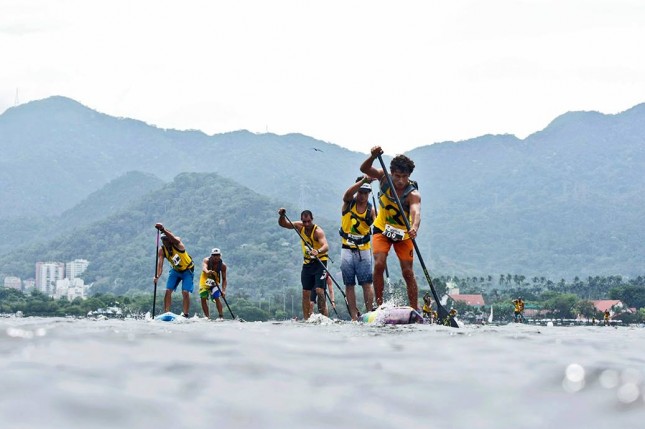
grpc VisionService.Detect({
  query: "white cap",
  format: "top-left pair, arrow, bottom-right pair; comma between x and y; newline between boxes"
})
359,183 -> 372,192
211,248 -> 221,255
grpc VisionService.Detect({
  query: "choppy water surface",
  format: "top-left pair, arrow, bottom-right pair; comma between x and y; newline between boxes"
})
2,316 -> 645,428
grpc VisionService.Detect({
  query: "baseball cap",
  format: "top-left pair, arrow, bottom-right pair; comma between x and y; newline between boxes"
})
359,183 -> 372,192
211,248 -> 221,255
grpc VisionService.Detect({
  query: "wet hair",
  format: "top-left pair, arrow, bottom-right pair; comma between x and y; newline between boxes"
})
390,154 -> 415,175
300,210 -> 313,219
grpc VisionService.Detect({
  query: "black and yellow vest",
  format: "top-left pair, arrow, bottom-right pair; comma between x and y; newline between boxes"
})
338,199 -> 373,251
162,244 -> 194,271
300,224 -> 328,265
200,258 -> 222,288
373,179 -> 418,241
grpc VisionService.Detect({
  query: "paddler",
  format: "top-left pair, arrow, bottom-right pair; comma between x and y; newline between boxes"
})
360,146 -> 422,311
154,223 -> 194,317
339,175 -> 377,320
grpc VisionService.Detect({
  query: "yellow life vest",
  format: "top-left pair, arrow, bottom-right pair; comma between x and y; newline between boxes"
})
199,259 -> 222,288
300,224 -> 328,264
162,244 -> 194,271
373,180 -> 418,241
338,199 -> 373,251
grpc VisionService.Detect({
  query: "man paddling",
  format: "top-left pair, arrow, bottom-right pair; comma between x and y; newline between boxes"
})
339,176 -> 376,320
278,208 -> 330,320
199,248 -> 228,320
154,223 -> 194,317
360,146 -> 422,310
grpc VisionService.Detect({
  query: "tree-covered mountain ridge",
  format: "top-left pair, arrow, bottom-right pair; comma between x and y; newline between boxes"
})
1,96 -> 644,278
0,172 -> 326,296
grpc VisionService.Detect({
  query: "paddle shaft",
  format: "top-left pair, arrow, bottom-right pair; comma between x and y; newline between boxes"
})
282,213 -> 351,316
213,283 -> 236,319
376,154 -> 457,328
152,230 -> 160,317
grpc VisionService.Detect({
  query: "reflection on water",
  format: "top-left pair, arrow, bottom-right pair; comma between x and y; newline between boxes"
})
1,317 -> 645,428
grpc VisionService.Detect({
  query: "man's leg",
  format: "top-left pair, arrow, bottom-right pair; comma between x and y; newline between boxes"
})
200,298 -> 210,318
315,287 -> 328,316
164,289 -> 173,312
372,252 -> 387,306
399,259 -> 419,310
346,285 -> 358,320
302,290 -> 311,320
181,291 -> 190,316
180,269 -> 194,316
215,298 -> 224,318
341,249 -> 358,320
361,283 -> 375,313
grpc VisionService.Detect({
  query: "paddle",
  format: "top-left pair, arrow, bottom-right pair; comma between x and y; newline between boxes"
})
152,229 -> 160,317
376,153 -> 458,328
282,213 -> 351,318
213,283 -> 241,321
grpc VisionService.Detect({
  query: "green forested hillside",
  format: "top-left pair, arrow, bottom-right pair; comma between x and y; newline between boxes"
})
0,173 -> 342,299
0,171 -> 165,254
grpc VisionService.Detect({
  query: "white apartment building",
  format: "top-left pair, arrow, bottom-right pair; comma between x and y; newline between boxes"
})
66,259 -> 89,279
3,276 -> 21,290
35,262 -> 65,295
54,278 -> 86,301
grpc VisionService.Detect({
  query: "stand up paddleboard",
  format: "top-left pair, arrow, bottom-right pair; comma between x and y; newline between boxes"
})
154,311 -> 181,322
360,306 -> 425,324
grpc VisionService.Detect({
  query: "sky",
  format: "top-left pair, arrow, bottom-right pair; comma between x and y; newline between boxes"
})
1,0 -> 644,154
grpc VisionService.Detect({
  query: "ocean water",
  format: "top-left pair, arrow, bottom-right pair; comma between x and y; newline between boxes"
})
2,315 -> 645,429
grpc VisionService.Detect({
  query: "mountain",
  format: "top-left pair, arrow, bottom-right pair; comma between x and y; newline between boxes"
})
0,171 -> 165,254
0,96 -> 367,220
408,105 -> 645,277
2,96 -> 645,279
0,172 -> 337,295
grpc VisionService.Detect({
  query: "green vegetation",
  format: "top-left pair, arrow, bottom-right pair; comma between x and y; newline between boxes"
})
438,274 -> 645,324
3,274 -> 644,324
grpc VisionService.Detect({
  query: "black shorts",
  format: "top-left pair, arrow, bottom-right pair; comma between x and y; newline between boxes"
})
301,260 -> 327,292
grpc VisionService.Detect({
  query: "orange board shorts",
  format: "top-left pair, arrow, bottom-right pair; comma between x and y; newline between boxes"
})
372,234 -> 414,262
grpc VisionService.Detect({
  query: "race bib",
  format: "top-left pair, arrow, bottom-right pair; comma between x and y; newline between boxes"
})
383,224 -> 405,241
172,254 -> 181,266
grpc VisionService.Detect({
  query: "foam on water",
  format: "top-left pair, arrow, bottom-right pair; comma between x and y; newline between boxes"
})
1,317 -> 645,428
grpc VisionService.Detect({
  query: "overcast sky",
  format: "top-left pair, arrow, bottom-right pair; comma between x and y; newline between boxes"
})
2,0 -> 644,154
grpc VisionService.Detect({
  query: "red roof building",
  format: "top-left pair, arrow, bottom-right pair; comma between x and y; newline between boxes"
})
449,294 -> 486,306
591,300 -> 624,313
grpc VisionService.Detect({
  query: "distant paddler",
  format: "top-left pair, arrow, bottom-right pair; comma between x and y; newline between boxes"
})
154,223 -> 194,317
199,247 -> 228,320
512,297 -> 525,323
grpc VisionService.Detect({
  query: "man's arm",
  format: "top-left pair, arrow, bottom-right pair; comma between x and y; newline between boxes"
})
313,228 -> 329,256
342,176 -> 374,207
154,247 -> 164,285
202,257 -> 210,274
407,191 -> 421,239
221,264 -> 227,293
360,146 -> 385,180
278,208 -> 301,230
155,223 -> 185,251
